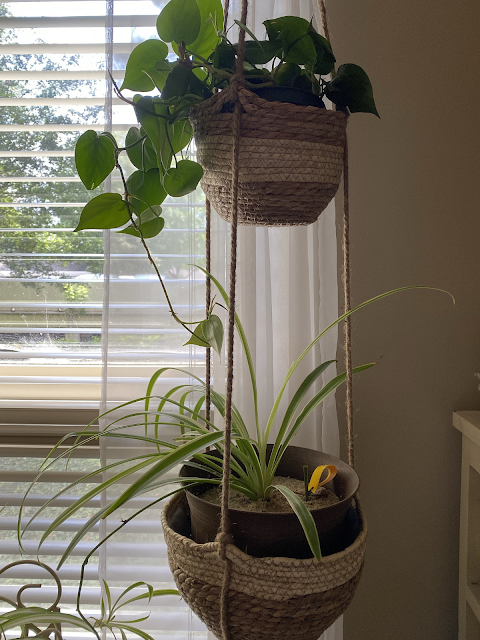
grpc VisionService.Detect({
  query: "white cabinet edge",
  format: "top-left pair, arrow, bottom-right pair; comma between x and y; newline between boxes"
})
454,411 -> 480,448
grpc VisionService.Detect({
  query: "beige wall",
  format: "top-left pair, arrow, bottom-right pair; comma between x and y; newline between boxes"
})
327,0 -> 480,637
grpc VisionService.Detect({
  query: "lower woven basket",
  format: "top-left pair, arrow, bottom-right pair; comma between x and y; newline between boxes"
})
189,86 -> 348,227
162,492 -> 367,640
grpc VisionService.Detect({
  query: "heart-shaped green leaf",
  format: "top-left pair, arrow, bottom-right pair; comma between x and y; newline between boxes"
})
75,130 -> 116,190
264,17 -> 316,65
274,62 -> 301,87
171,119 -> 193,153
184,322 -> 209,348
74,193 -> 131,231
121,40 -> 170,91
293,71 -> 314,92
134,96 -> 173,172
161,64 -> 212,102
157,0 -> 201,45
309,31 -> 336,75
236,39 -> 282,65
125,127 -> 158,171
163,159 -> 203,197
202,314 -> 223,356
161,64 -> 193,100
211,40 -> 236,70
119,206 -> 165,238
185,0 -> 223,59
126,168 -> 167,213
325,63 -> 379,117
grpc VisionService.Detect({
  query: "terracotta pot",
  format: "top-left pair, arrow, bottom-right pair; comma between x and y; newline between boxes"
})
181,445 -> 360,558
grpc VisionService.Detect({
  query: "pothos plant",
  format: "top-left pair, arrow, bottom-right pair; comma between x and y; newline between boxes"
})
74,0 -> 379,349
17,285 -> 448,564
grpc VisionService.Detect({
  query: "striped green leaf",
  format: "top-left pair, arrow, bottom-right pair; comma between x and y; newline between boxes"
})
273,485 -> 322,561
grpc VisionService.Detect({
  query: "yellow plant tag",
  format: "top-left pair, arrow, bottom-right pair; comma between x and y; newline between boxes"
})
308,465 -> 337,493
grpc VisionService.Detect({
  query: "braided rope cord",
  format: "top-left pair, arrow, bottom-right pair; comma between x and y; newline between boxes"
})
215,1 -> 248,637
204,0 -> 231,425
318,0 -> 355,468
205,198 -> 212,423
212,2 -> 355,637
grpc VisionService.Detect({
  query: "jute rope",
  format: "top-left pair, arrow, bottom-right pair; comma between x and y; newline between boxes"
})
204,0 -> 231,426
215,1 -> 248,639
318,0 -> 332,51
318,0 -> 355,468
205,198 -> 212,423
342,140 -> 355,468
211,1 -> 356,637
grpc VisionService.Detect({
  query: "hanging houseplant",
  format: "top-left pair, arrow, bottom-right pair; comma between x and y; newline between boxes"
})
71,0 -> 380,354
17,283 -> 451,640
73,0 -> 379,236
18,3 -> 455,640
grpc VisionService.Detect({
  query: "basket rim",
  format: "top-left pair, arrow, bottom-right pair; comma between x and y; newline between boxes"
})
162,490 -> 367,568
189,84 -> 349,124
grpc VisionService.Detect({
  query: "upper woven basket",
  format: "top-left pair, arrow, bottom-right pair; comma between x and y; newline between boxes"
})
189,85 -> 348,226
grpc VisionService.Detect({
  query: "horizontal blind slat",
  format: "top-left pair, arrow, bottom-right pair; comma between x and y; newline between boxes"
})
0,540 -> 167,557
0,16 -> 157,28
0,43 -> 135,54
0,71 -> 124,80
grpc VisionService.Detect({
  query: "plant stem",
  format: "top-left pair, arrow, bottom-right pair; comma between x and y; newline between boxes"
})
115,155 -> 197,338
117,134 -> 148,152
303,465 -> 309,502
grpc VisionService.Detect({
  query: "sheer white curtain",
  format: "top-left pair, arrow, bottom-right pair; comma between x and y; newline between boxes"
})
101,0 -> 342,639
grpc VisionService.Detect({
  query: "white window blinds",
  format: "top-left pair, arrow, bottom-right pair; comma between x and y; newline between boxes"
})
0,1 -> 209,638
0,413 -> 206,639
0,0 -> 207,402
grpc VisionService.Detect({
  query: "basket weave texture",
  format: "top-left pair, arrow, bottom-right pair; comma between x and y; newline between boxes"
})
162,492 -> 367,640
189,86 -> 348,226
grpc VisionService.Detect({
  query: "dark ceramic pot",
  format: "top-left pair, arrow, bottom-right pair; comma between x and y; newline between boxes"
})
251,86 -> 326,109
181,445 -> 359,559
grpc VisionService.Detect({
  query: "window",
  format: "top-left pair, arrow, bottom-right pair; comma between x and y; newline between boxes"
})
0,1 -> 209,638
0,0 -> 207,401
0,409 -> 206,639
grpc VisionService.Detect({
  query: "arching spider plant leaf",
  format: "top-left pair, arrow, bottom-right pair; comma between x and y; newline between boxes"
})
102,430 -> 224,517
273,485 -> 322,561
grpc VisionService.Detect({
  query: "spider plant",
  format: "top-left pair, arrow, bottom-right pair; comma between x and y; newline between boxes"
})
0,581 -> 178,640
18,283 -> 451,563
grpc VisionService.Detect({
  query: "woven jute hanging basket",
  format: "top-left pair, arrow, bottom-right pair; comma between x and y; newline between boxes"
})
189,85 -> 348,226
162,492 -> 367,640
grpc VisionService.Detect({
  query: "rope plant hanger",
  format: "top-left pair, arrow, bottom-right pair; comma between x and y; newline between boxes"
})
189,7 -> 348,227
162,1 -> 367,638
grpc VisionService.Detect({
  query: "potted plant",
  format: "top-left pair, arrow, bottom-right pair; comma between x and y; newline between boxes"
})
72,0 -> 379,352
74,0 -> 379,251
0,560 -> 178,640
19,283 -> 450,564
17,282 -> 451,640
